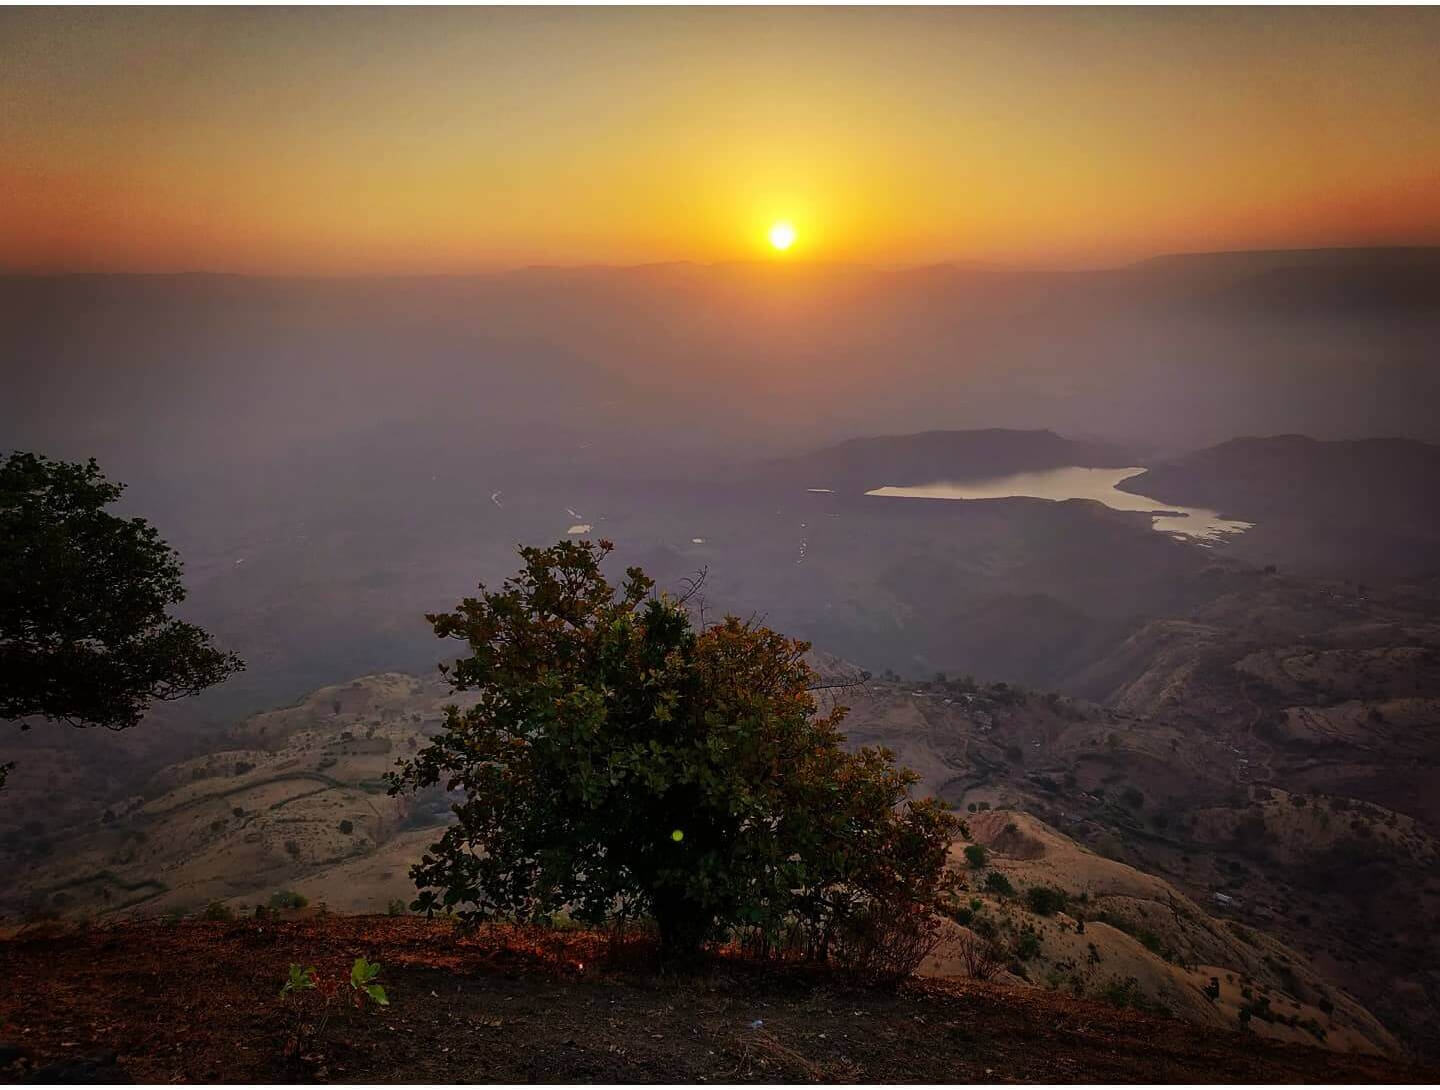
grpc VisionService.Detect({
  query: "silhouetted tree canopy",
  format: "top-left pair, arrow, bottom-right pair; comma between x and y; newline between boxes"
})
1,452 -> 243,787
390,539 -> 957,962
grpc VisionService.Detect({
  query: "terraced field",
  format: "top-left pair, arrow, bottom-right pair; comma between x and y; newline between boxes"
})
2,674 -> 470,919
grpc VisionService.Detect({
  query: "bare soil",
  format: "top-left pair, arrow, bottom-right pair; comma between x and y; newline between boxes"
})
0,915 -> 1432,1083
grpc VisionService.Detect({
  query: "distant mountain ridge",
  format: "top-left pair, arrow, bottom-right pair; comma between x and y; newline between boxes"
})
1121,434 -> 1440,515
6,245 -> 1440,481
754,428 -> 1136,492
1121,435 -> 1440,578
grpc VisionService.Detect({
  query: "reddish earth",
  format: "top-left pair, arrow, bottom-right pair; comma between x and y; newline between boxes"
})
0,915 -> 1433,1083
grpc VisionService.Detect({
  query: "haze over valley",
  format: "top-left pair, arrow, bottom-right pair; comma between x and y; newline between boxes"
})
6,256 -> 1440,1063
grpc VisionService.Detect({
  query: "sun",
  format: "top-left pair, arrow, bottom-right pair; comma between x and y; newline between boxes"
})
768,221 -> 797,252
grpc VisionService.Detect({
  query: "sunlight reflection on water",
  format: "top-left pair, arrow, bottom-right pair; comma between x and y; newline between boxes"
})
865,466 -> 1253,541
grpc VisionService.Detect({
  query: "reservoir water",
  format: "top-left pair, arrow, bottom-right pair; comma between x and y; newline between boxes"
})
865,466 -> 1253,541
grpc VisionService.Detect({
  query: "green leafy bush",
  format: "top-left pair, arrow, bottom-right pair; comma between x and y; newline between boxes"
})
963,844 -> 988,869
984,872 -> 1015,896
1101,976 -> 1143,1008
203,900 -> 233,921
388,540 -> 959,965
1014,930 -> 1042,960
1024,885 -> 1068,916
1100,975 -> 1170,1015
1097,911 -> 1177,962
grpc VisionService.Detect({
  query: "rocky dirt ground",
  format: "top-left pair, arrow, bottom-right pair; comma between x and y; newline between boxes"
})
1,915 -> 1434,1084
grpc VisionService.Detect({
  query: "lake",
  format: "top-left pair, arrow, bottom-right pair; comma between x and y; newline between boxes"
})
865,466 -> 1253,541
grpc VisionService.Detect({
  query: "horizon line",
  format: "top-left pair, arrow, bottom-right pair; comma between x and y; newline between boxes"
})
3,244 -> 1438,282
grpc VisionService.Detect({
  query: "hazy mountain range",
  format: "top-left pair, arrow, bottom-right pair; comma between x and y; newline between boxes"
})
5,248 -> 1438,492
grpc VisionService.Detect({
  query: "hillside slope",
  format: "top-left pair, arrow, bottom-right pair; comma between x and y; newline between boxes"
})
929,811 -> 1396,1057
751,429 -> 1136,492
4,671 -> 1410,1062
0,674 -> 465,919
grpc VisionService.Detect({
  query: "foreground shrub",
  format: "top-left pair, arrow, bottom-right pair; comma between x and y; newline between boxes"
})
831,899 -> 944,983
389,540 -> 959,964
270,889 -> 309,910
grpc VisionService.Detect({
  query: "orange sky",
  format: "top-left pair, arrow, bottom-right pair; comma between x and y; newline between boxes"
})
3,7 -> 1439,273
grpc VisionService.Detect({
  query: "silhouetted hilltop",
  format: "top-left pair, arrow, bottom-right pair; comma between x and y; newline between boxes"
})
1137,245 -> 1440,273
1130,247 -> 1440,316
1122,435 -> 1440,518
754,429 -> 1135,492
1121,435 -> 1440,577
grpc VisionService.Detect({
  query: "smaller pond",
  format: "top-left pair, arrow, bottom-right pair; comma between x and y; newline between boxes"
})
866,466 -> 1253,541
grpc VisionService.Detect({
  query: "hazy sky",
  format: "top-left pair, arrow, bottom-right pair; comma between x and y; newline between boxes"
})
3,7 -> 1439,273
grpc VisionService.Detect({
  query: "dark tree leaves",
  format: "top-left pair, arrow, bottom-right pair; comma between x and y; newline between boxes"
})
1,452 -> 243,744
390,539 -> 957,961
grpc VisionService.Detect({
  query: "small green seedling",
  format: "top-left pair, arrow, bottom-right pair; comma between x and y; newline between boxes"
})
279,957 -> 389,1060
349,956 -> 389,1007
281,963 -> 317,996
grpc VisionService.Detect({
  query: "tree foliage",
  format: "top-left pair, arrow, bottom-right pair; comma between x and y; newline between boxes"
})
1,452 -> 242,785
390,539 -> 958,961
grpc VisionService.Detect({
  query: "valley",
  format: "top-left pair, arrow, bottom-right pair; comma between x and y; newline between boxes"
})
4,423 -> 1440,1066
8,560 -> 1439,1060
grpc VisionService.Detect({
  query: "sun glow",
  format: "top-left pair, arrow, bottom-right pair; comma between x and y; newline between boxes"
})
768,221 -> 797,252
